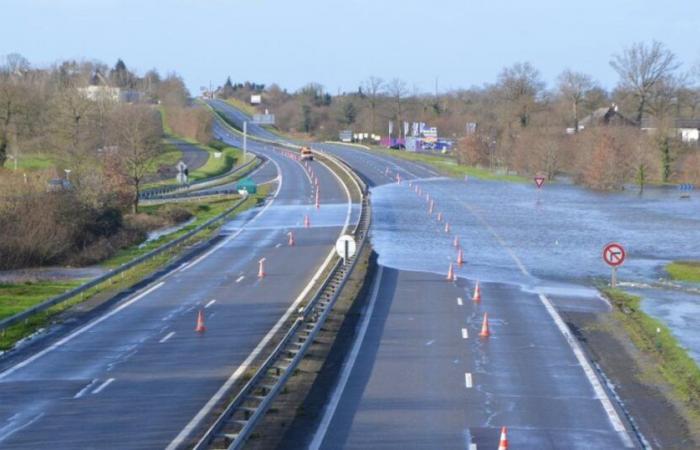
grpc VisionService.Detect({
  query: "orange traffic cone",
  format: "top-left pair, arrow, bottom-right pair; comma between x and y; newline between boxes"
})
288,231 -> 295,246
437,212 -> 443,222
195,309 -> 206,333
479,312 -> 490,338
472,281 -> 481,302
453,235 -> 460,248
447,263 -> 455,282
445,222 -> 450,233
428,200 -> 434,215
457,248 -> 464,266
315,189 -> 320,209
258,258 -> 266,278
498,426 -> 508,449
304,214 -> 310,228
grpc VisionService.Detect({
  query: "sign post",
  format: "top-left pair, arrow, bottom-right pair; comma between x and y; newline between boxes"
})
176,161 -> 188,185
335,235 -> 357,264
603,242 -> 626,288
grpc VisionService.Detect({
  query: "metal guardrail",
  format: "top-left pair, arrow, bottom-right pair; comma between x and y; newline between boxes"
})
0,196 -> 252,333
140,156 -> 259,200
192,151 -> 370,450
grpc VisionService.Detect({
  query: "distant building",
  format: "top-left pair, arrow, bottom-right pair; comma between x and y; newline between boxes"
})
79,85 -> 121,102
566,104 -> 637,134
79,72 -> 142,103
641,118 -> 700,144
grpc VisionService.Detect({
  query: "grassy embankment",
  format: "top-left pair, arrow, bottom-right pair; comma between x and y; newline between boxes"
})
223,97 -> 258,117
0,187 -> 268,351
365,146 -> 526,183
603,288 -> 700,419
667,261 -> 700,283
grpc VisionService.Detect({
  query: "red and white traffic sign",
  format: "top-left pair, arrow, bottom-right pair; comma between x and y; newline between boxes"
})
603,243 -> 626,267
534,176 -> 545,188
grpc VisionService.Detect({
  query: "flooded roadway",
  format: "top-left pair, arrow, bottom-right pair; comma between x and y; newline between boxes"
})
370,177 -> 700,363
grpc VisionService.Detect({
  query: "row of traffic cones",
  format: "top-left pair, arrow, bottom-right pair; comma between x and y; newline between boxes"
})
407,182 -> 509,448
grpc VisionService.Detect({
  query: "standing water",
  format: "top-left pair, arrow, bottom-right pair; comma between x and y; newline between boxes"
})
370,177 -> 700,363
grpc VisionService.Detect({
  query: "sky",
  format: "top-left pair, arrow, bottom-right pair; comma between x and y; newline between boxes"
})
2,0 -> 699,95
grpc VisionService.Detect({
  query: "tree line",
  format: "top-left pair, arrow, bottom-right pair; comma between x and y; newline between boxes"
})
218,40 -> 700,189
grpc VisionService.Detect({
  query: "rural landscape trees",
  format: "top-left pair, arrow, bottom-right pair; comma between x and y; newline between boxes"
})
216,40 -> 699,189
0,55 -> 207,269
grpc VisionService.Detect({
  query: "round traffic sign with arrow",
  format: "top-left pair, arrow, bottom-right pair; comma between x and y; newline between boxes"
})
603,242 -> 626,267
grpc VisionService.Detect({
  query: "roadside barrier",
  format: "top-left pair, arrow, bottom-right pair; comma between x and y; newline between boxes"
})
191,149 -> 370,450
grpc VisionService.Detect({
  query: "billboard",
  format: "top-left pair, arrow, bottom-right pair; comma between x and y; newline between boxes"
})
250,94 -> 262,104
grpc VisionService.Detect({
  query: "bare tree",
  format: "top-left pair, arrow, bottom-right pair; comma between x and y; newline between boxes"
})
110,105 -> 162,213
386,78 -> 408,139
497,62 -> 545,127
0,69 -> 33,167
610,41 -> 680,124
362,76 -> 384,134
557,70 -> 595,133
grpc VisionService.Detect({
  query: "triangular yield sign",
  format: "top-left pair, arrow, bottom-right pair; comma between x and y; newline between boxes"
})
534,176 -> 545,188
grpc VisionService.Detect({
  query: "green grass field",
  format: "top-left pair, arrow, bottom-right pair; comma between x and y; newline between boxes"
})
366,146 -> 526,182
189,146 -> 241,181
0,280 -> 83,321
667,261 -> 700,283
3,154 -> 55,171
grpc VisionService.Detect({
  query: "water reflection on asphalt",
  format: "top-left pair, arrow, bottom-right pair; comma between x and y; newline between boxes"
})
370,177 -> 700,363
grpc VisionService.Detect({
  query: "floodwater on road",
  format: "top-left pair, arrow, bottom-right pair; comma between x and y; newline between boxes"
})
369,177 -> 700,363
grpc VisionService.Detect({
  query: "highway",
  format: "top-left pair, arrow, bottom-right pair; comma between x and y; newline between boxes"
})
305,144 -> 639,449
0,108 -> 357,449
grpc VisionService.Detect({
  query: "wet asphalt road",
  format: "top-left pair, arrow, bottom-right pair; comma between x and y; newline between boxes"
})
309,144 -> 639,449
0,107 -> 356,449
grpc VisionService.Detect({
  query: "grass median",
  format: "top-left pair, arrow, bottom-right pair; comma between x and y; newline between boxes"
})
0,190 -> 268,351
602,288 -> 700,419
666,261 -> 700,283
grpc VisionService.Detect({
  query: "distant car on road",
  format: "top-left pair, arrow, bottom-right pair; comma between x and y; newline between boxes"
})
389,143 -> 405,150
301,147 -> 314,160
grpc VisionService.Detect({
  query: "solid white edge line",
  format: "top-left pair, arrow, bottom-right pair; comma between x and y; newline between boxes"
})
91,378 -> 115,394
308,266 -> 384,450
166,143 -> 355,450
538,293 -> 634,448
0,281 -> 165,380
